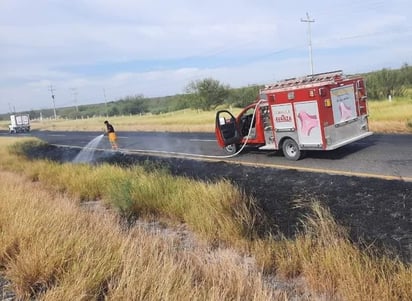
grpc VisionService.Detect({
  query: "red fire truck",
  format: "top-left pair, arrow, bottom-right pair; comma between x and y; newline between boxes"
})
215,70 -> 373,160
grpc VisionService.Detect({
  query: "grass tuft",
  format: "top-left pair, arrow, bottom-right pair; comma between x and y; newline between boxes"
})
7,139 -> 48,158
0,170 -> 276,300
269,201 -> 412,300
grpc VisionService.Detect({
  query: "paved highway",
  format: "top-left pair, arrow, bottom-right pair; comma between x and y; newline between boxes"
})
3,130 -> 412,181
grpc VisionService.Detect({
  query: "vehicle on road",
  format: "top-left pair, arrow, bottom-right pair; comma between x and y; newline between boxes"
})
215,70 -> 373,160
9,114 -> 30,134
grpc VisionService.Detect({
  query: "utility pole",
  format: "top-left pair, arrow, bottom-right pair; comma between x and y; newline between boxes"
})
70,88 -> 79,113
49,84 -> 57,119
301,12 -> 315,75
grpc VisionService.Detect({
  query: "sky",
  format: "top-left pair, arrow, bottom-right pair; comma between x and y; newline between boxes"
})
1,0 -> 411,114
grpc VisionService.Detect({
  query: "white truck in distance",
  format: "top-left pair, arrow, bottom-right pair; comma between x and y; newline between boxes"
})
9,114 -> 30,133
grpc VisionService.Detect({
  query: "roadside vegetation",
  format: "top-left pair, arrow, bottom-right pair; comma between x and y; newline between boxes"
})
20,109 -> 222,133
2,98 -> 409,133
0,137 -> 411,300
368,97 -> 412,133
1,97 -> 411,133
1,64 -> 411,133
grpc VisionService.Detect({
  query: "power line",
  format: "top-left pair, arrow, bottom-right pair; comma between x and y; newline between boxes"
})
301,12 -> 315,75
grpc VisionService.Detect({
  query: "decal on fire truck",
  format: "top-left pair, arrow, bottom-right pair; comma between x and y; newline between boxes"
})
294,101 -> 322,145
271,104 -> 295,130
331,85 -> 357,124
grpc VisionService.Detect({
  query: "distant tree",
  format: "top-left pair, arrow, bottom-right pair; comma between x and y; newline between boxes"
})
185,78 -> 230,110
168,94 -> 191,111
108,106 -> 119,116
399,63 -> 412,85
365,67 -> 407,100
227,85 -> 261,107
28,110 -> 39,119
119,94 -> 147,115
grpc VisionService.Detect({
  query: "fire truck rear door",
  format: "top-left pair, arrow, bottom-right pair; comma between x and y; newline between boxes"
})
294,101 -> 322,147
331,85 -> 357,124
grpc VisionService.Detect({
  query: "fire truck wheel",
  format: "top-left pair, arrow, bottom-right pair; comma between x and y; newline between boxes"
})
224,144 -> 239,155
282,138 -> 303,161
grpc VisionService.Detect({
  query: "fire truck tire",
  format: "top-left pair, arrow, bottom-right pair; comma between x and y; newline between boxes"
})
282,138 -> 303,161
224,144 -> 239,154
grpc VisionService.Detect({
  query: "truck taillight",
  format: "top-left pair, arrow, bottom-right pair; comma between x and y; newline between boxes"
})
324,98 -> 332,107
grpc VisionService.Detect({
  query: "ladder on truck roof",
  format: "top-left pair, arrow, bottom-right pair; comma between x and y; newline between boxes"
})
264,70 -> 344,91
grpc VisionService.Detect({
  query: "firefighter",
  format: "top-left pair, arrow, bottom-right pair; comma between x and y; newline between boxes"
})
104,120 -> 119,150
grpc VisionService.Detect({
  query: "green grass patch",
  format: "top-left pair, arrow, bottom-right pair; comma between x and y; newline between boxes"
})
7,139 -> 48,157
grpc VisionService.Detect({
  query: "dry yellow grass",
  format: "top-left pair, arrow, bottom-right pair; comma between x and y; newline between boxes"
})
368,99 -> 412,133
369,120 -> 411,133
253,203 -> 412,301
294,203 -> 411,300
368,99 -> 412,121
1,137 -> 412,300
0,170 -> 279,300
28,109 -> 219,132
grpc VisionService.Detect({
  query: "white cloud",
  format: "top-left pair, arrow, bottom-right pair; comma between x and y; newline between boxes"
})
0,0 -> 411,113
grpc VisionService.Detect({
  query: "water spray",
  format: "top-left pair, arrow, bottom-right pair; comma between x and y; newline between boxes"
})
72,134 -> 105,163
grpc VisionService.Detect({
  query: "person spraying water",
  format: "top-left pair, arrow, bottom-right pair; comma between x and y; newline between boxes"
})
104,120 -> 119,150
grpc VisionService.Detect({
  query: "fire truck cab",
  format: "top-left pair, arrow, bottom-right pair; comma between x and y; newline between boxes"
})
215,70 -> 373,160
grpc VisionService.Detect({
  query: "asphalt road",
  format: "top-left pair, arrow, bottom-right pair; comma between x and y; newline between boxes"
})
2,130 -> 412,181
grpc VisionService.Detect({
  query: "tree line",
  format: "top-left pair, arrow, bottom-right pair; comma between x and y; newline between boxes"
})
1,64 -> 411,121
363,63 -> 411,100
3,80 -> 262,120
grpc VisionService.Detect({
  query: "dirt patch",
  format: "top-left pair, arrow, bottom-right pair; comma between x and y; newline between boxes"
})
24,145 -> 412,262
